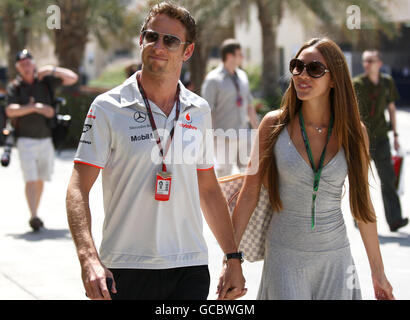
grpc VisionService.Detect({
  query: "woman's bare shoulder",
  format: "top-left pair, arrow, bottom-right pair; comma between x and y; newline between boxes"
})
259,109 -> 283,130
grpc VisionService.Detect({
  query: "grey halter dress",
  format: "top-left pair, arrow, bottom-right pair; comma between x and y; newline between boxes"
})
257,127 -> 362,300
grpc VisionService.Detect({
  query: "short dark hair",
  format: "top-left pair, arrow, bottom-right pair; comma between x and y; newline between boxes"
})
141,1 -> 196,44
363,49 -> 383,61
220,39 -> 241,62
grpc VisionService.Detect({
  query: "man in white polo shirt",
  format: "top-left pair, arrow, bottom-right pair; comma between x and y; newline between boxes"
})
66,2 -> 246,300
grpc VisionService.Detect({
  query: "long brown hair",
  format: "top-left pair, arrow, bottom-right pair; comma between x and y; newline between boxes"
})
260,38 -> 376,223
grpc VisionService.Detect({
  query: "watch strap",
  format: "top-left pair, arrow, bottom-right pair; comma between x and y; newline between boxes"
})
225,252 -> 244,263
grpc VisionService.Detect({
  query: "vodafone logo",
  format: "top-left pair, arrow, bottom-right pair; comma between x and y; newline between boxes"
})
180,112 -> 197,130
184,113 -> 192,124
86,108 -> 96,119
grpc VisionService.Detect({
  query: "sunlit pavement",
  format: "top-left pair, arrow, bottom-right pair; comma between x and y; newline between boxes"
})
1,108 -> 409,300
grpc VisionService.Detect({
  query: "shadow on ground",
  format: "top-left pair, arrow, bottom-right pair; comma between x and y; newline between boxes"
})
7,228 -> 71,242
378,232 -> 410,247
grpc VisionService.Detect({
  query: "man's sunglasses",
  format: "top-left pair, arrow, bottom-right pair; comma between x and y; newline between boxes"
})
289,58 -> 330,78
362,59 -> 379,64
141,30 -> 190,51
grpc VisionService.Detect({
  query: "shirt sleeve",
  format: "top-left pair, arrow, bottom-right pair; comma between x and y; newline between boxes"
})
74,101 -> 112,169
6,82 -> 19,105
200,77 -> 218,113
244,74 -> 254,107
353,79 -> 365,117
247,88 -> 254,108
44,75 -> 63,88
196,108 -> 214,171
387,76 -> 400,103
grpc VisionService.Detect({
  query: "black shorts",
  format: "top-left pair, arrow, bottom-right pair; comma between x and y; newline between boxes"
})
109,265 -> 210,300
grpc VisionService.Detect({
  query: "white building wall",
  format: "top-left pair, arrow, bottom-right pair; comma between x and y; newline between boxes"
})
276,9 -> 308,71
234,1 -> 410,78
234,4 -> 263,67
387,0 -> 410,22
234,3 -> 308,73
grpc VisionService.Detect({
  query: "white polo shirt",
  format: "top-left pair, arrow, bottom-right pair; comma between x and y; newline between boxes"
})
74,73 -> 214,269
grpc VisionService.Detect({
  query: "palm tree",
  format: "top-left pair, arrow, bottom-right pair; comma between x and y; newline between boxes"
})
0,0 -> 44,79
179,0 -> 236,94
234,0 -> 398,100
51,0 -> 137,81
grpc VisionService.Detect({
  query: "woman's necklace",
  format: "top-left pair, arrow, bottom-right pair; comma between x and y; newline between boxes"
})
306,123 -> 328,134
315,126 -> 324,133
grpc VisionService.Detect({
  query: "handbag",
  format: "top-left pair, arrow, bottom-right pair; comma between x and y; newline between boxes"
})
218,173 -> 273,262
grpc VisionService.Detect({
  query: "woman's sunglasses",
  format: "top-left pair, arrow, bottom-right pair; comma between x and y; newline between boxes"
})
289,58 -> 330,78
141,30 -> 190,51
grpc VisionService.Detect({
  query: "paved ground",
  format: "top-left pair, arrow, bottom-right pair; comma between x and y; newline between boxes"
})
1,108 -> 410,300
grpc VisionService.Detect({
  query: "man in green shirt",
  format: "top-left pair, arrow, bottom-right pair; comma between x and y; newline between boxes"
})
353,49 -> 408,232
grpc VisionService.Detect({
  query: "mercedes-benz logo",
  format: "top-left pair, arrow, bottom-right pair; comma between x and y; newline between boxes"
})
134,111 -> 147,123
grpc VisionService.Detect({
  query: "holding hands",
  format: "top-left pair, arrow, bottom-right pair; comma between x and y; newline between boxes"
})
216,259 -> 247,300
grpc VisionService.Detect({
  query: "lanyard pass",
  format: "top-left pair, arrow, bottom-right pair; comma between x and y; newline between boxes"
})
136,72 -> 180,202
155,170 -> 172,201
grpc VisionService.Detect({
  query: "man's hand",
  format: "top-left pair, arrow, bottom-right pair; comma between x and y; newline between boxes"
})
216,259 -> 247,300
394,136 -> 400,152
81,258 -> 117,300
33,102 -> 55,118
197,168 -> 247,299
37,65 -> 55,81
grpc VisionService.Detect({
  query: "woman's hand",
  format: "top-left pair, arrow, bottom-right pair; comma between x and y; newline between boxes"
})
216,260 -> 247,300
372,273 -> 394,300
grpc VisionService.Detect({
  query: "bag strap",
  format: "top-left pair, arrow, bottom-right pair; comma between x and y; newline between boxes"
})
43,76 -> 56,110
217,173 -> 244,183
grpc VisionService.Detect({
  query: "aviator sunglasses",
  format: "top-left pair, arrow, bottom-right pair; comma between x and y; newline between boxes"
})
289,58 -> 330,78
141,29 -> 190,51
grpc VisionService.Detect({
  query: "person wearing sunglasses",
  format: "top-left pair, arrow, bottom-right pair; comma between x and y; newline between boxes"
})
201,39 -> 259,178
353,50 -> 408,233
66,1 -> 245,300
230,38 -> 394,300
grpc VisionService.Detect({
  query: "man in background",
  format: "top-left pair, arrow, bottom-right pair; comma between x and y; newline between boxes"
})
6,49 -> 78,231
353,49 -> 408,232
201,39 -> 258,177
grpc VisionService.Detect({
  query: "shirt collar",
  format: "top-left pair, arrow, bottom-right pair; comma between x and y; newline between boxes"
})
218,64 -> 238,78
119,71 -> 200,111
363,73 -> 382,87
16,74 -> 38,86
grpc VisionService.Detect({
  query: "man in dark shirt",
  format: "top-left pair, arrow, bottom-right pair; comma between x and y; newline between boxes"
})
353,50 -> 408,232
6,49 -> 78,231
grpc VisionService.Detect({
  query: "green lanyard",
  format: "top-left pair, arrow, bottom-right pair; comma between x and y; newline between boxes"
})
298,111 -> 334,230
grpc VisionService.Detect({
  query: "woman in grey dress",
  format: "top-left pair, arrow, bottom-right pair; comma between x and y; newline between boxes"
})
230,38 -> 394,300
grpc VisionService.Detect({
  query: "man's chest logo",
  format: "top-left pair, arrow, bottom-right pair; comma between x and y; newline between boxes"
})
134,111 -> 147,123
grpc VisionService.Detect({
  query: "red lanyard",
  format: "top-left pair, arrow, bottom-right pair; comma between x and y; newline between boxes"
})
228,72 -> 243,107
136,73 -> 181,172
